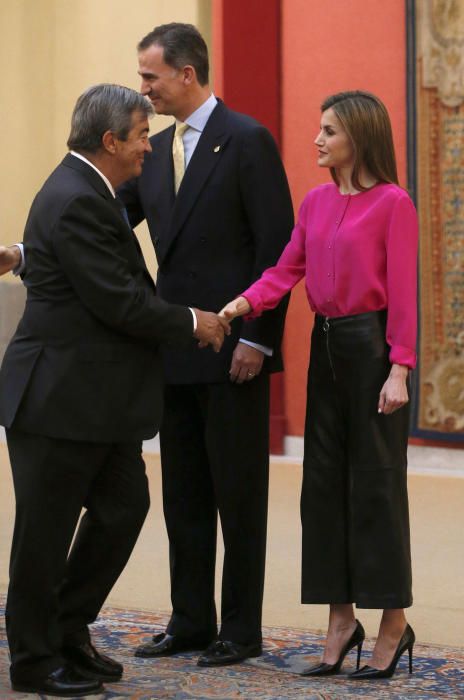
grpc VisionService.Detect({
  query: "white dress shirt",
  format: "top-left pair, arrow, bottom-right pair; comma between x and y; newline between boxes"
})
178,95 -> 272,356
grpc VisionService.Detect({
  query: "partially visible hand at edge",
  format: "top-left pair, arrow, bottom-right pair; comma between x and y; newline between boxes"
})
0,245 -> 21,276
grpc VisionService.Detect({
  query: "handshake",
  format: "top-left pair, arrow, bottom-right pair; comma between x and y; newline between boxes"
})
0,245 -> 254,355
194,296 -> 252,352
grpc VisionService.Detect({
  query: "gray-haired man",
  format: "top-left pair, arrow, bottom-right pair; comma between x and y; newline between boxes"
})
0,83 -> 228,697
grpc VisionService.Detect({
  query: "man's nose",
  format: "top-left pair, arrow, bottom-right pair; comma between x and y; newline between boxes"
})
145,140 -> 152,153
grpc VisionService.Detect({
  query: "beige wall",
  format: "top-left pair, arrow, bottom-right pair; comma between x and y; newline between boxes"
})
0,0 -> 211,278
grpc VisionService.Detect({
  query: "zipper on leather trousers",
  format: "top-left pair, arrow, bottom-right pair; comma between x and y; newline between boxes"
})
322,316 -> 336,381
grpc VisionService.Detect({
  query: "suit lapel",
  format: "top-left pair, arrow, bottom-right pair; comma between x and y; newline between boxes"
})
111,197 -> 154,284
63,154 -> 154,285
146,125 -> 176,233
162,102 -> 231,260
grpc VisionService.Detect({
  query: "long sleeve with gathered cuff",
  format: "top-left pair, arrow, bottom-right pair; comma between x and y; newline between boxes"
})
242,182 -> 418,368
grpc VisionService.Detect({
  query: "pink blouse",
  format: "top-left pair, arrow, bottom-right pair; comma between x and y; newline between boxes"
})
243,182 -> 418,368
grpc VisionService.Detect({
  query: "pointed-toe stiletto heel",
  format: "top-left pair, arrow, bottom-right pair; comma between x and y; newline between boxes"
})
349,623 -> 415,680
300,619 -> 365,677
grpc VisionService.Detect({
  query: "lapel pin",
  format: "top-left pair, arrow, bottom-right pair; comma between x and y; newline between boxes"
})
213,145 -> 221,153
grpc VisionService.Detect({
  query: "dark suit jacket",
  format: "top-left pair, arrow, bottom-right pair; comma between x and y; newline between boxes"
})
0,154 -> 193,442
118,100 -> 294,384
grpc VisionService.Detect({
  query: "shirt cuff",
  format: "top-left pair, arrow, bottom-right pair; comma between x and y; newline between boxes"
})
189,307 -> 197,332
239,338 -> 273,356
12,243 -> 25,276
389,344 -> 416,369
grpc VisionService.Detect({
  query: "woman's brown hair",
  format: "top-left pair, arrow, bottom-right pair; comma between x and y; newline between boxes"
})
321,91 -> 399,191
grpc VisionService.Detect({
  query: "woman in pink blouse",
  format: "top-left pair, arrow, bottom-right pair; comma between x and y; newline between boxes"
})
221,91 -> 417,680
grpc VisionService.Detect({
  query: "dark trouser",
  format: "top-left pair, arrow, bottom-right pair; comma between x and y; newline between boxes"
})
5,428 -> 150,681
159,375 -> 270,645
301,311 -> 412,609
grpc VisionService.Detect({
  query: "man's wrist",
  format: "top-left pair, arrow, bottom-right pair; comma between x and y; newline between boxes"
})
239,338 -> 273,357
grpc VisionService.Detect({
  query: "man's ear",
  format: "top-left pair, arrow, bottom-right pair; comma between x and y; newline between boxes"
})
183,65 -> 196,86
102,130 -> 117,154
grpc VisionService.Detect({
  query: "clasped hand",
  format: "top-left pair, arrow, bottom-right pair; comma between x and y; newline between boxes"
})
196,296 -> 262,383
193,309 -> 231,353
219,295 -> 252,321
194,296 -> 251,353
219,296 -> 264,383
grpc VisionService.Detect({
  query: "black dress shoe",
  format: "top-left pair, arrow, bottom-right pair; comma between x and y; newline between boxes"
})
63,641 -> 123,680
11,663 -> 103,697
301,619 -> 365,677
349,624 -> 415,679
134,632 -> 213,658
197,640 -> 262,667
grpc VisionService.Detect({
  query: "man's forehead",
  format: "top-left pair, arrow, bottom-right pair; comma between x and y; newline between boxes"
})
138,44 -> 165,70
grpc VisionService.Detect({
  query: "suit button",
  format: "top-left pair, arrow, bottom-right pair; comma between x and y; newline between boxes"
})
154,236 -> 160,245
189,271 -> 197,279
200,237 -> 206,243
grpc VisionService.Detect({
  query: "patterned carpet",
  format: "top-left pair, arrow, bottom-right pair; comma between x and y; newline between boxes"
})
1,603 -> 463,699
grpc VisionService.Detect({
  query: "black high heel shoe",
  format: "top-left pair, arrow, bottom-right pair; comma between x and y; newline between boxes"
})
300,619 -> 365,677
349,623 -> 415,679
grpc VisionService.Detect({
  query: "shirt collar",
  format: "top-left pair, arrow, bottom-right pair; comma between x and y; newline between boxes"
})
70,151 -> 116,198
184,93 -> 218,133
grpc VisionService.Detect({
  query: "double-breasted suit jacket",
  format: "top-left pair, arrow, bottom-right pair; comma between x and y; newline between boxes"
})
119,99 -> 294,384
118,100 -> 294,646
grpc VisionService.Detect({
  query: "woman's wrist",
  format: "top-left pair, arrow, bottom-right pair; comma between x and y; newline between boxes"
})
389,363 -> 409,378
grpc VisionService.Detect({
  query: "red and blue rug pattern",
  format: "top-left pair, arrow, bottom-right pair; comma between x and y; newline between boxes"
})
1,603 -> 463,698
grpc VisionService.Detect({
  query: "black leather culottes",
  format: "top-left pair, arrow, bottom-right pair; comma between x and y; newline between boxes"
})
301,310 -> 412,609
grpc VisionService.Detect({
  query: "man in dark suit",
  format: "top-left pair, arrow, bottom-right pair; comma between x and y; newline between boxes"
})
118,24 -> 294,666
0,83 -> 228,697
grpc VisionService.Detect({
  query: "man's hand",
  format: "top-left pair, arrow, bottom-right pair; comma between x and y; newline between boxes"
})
193,309 -> 231,353
0,245 -> 21,275
219,296 -> 251,320
229,342 -> 264,384
378,364 -> 409,415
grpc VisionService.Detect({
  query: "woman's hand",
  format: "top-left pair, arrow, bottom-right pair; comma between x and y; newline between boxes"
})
219,296 -> 251,320
378,364 -> 409,414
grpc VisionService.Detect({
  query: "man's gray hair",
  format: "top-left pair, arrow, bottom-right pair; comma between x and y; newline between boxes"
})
67,83 -> 153,154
